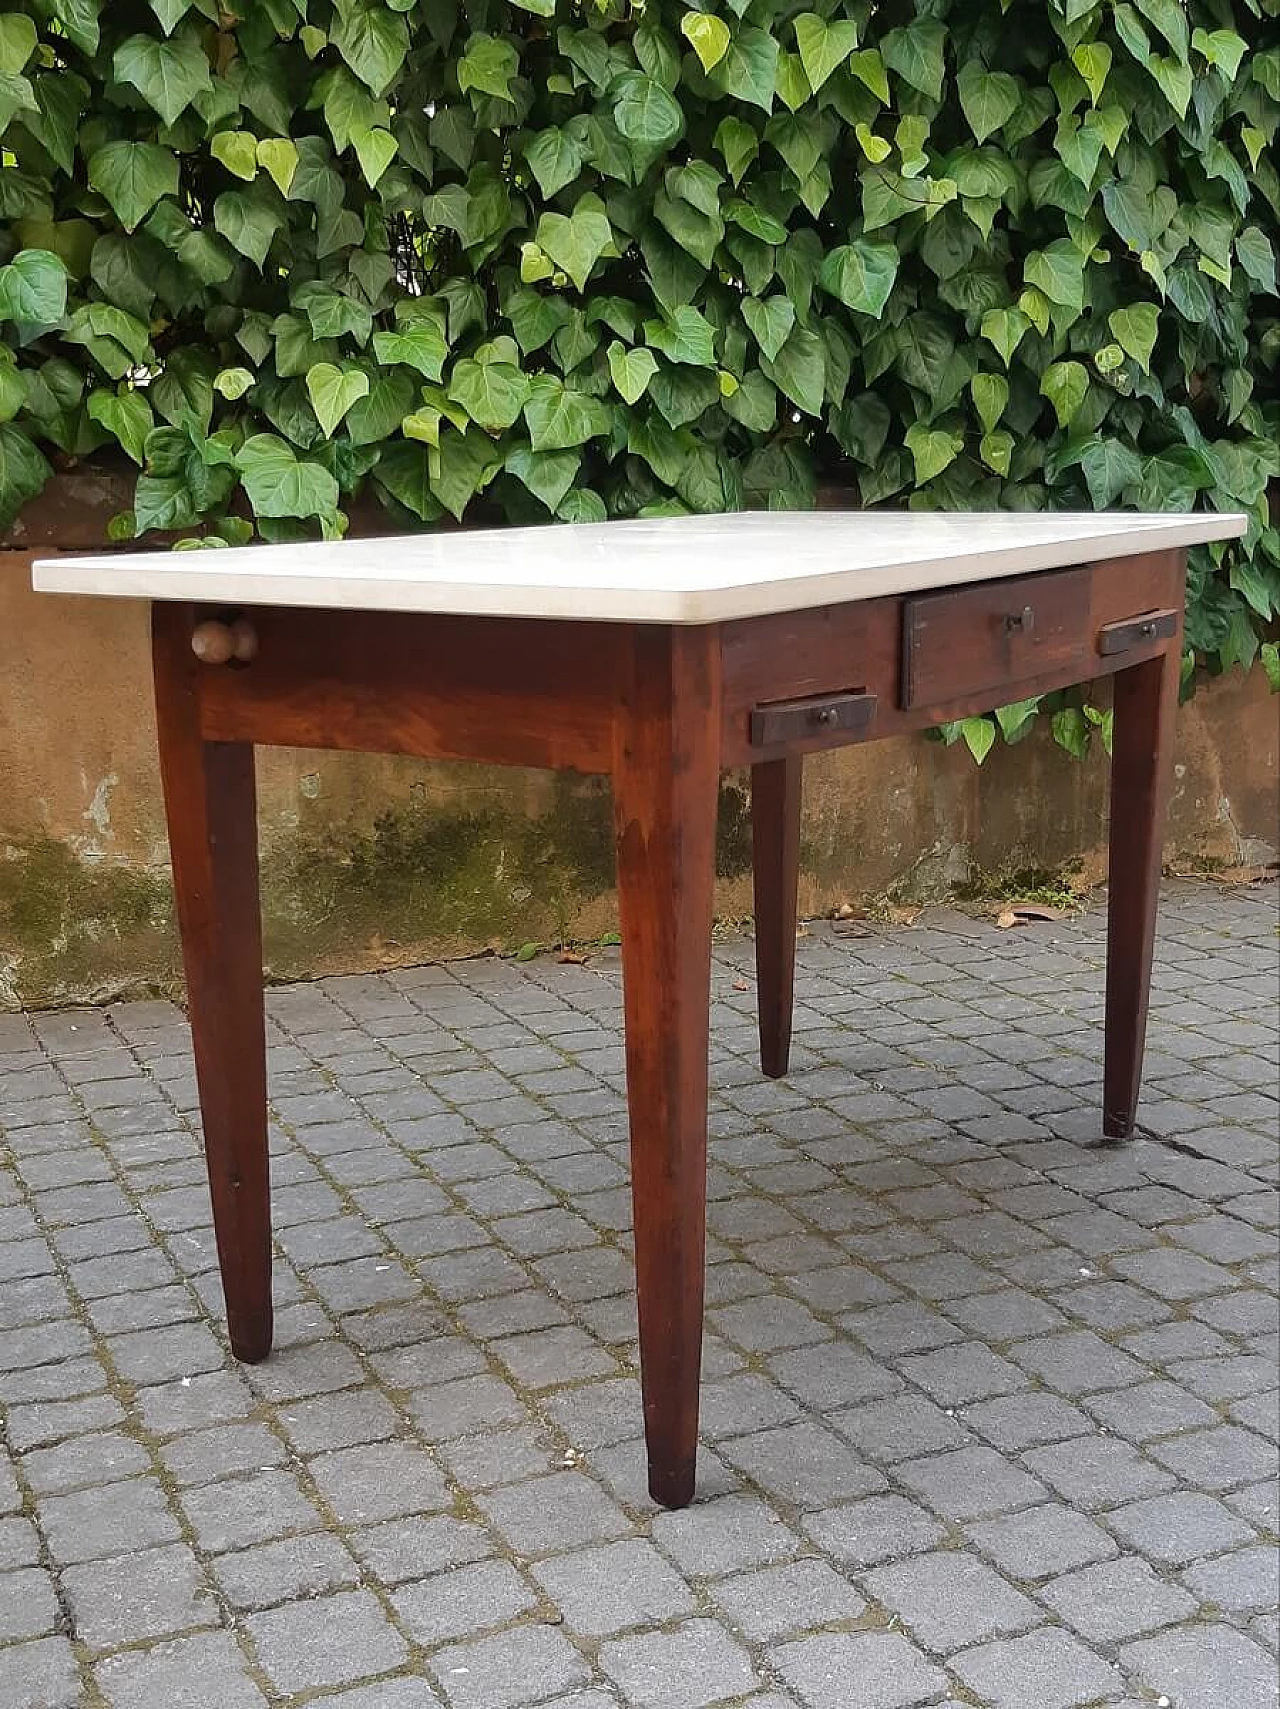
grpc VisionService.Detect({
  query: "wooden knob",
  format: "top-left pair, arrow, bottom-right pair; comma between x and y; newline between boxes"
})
230,617 -> 259,662
191,618 -> 258,664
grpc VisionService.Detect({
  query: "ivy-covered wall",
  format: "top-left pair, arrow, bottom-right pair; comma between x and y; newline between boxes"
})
1,0 -> 1277,759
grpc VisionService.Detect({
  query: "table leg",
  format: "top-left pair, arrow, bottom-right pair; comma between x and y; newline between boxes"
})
1103,642 -> 1179,1140
612,627 -> 720,1508
152,605 -> 272,1360
751,757 -> 802,1078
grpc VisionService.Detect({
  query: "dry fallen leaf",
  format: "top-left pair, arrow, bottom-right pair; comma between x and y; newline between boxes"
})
886,905 -> 921,927
557,950 -> 588,964
732,978 -> 750,992
996,906 -> 1020,929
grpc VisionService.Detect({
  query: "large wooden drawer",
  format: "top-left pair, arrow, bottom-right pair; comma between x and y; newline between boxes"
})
901,567 -> 1091,709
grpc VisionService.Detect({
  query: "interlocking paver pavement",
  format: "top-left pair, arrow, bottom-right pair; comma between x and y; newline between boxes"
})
0,879 -> 1276,1708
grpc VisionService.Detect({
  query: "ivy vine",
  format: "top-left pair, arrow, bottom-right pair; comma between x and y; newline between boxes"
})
1,0 -> 1277,758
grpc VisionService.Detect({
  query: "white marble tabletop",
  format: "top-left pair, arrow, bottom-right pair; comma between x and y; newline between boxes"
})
33,509 -> 1246,625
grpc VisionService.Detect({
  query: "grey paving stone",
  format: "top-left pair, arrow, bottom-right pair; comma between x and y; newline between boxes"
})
0,1567 -> 60,1642
392,1560 -> 536,1645
711,1558 -> 865,1642
308,1440 -> 451,1525
63,1543 -> 216,1649
39,1476 -> 180,1565
478,1471 -> 631,1556
653,1493 -> 800,1577
533,1539 -> 695,1637
1039,1556 -> 1198,1643
1182,1545 -> 1280,1614
0,1637 -> 81,1709
1021,1436 -> 1177,1510
599,1619 -> 758,1708
770,1630 -> 947,1709
967,1503 -> 1117,1580
96,1632 -> 269,1709
720,1420 -> 885,1508
1122,1622 -> 1280,1709
801,1495 -> 945,1571
950,1627 -> 1120,1708
210,1532 -> 362,1612
432,1626 -> 590,1709
896,1445 -> 1047,1520
307,1685 -> 442,1709
178,1468 -> 322,1554
1107,1491 -> 1257,1567
245,1589 -> 408,1693
860,1551 -> 1040,1651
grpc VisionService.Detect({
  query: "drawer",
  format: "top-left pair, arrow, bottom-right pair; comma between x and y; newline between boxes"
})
901,568 -> 1091,709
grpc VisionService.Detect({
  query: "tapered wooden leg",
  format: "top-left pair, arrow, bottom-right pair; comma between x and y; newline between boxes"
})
1103,639 -> 1180,1140
751,757 -> 802,1078
152,604 -> 272,1360
612,626 -> 721,1508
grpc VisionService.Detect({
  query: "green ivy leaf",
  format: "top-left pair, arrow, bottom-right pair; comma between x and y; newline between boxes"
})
742,295 -> 795,363
818,240 -> 899,319
372,440 -> 440,521
86,141 -> 179,232
332,0 -> 409,95
523,376 -> 611,451
213,367 -> 255,401
0,14 -> 37,73
524,126 -> 585,199
351,125 -> 397,187
1108,302 -> 1160,373
904,422 -> 963,483
960,715 -> 996,763
112,28 -> 211,126
793,13 -> 858,95
614,73 -> 684,146
448,359 -> 531,432
211,130 -> 258,181
882,19 -> 948,101
505,444 -> 580,512
1024,241 -> 1085,315
760,324 -> 825,417
1260,642 -> 1280,694
535,205 -> 613,293
1236,227 -> 1277,295
979,306 -> 1031,366
970,372 -> 1008,433
956,62 -> 1020,144
213,188 -> 279,269
644,305 -> 717,367
0,423 -> 50,528
305,364 -> 370,436
0,249 -> 68,324
256,138 -> 298,196
979,429 -> 1013,475
235,432 -> 339,519
1051,707 -> 1091,760
680,12 -> 731,74
457,33 -> 518,103
1040,359 -> 1089,429
606,342 -> 658,406
711,27 -> 780,113
86,387 -> 152,464
1070,42 -> 1112,105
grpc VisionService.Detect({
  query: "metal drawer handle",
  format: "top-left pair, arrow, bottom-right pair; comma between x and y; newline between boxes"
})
1005,606 -> 1035,634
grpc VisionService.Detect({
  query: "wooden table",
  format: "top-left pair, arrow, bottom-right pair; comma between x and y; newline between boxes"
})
35,508 -> 1245,1508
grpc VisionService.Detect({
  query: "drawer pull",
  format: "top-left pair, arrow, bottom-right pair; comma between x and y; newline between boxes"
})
1097,608 -> 1177,655
750,691 -> 876,748
1005,606 -> 1035,634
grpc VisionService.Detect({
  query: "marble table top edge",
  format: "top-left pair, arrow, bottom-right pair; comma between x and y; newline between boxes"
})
32,508 -> 1248,626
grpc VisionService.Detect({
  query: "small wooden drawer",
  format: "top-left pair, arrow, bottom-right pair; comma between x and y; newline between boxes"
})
901,568 -> 1091,709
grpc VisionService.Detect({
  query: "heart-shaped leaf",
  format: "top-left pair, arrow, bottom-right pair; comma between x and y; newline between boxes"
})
606,342 -> 659,406
535,206 -> 613,292
305,364 -> 370,436
680,12 -> 731,73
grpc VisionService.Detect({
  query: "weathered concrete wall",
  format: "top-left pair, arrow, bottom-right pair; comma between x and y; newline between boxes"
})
2,540 -> 1276,1010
